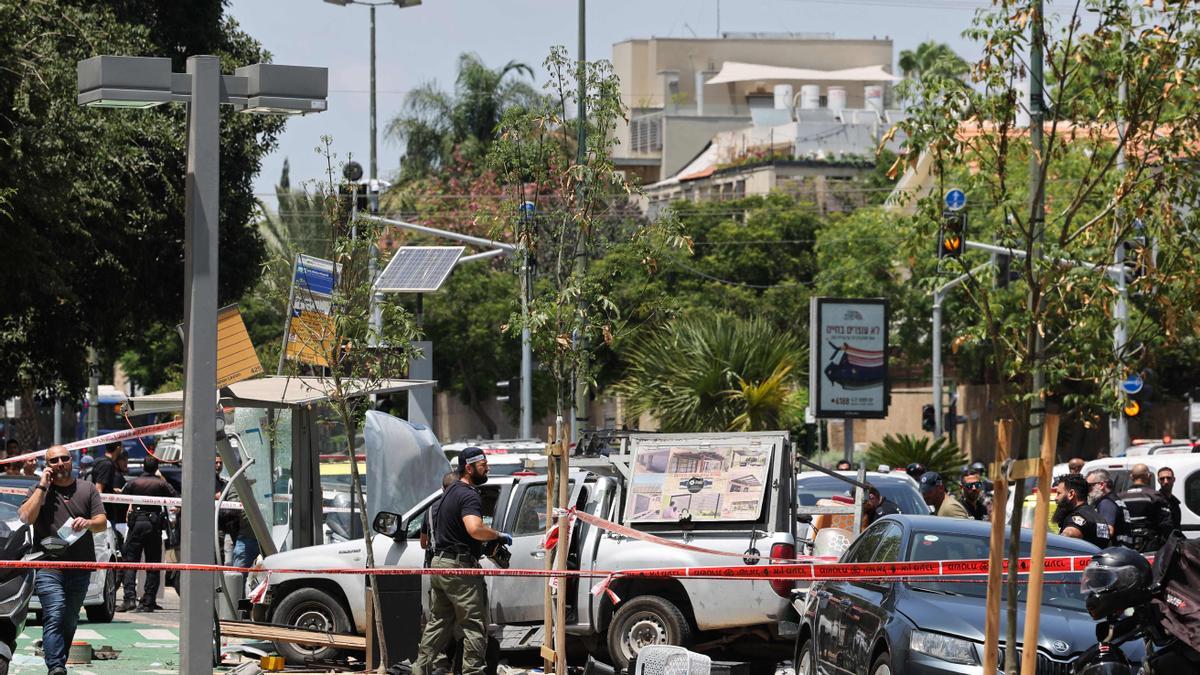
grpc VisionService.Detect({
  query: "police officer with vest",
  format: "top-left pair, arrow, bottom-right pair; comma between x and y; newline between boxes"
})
414,448 -> 511,675
118,456 -> 178,612
1119,463 -> 1174,552
1086,468 -> 1131,546
1055,474 -> 1110,548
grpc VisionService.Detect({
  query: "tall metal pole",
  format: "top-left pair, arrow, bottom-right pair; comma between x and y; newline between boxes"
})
932,291 -> 945,437
369,4 -> 377,183
52,400 -> 62,445
520,206 -> 534,439
1006,3 -> 1044,673
1111,17 -> 1130,457
571,0 -> 588,443
180,54 -> 220,675
86,347 -> 99,439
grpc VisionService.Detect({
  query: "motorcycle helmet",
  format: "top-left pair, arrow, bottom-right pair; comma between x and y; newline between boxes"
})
906,463 -> 926,480
1081,547 -> 1152,619
970,461 -> 987,477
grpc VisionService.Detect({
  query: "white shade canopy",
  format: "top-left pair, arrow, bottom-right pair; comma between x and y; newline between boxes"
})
127,376 -> 435,414
706,62 -> 900,85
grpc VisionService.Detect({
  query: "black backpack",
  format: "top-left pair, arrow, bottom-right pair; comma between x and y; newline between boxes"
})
1150,533 -> 1200,661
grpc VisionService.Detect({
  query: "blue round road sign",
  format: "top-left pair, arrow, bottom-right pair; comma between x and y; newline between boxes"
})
944,189 -> 966,211
1121,375 -> 1144,395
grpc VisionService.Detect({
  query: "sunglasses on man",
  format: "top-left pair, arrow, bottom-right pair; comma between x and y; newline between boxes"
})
45,456 -> 71,465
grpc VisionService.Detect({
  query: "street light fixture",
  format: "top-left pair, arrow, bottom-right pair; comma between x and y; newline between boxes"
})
77,54 -> 327,675
320,0 -> 421,181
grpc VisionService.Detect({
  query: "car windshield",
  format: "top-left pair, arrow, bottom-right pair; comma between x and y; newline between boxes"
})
797,475 -> 927,514
0,479 -> 35,510
906,530 -> 1087,611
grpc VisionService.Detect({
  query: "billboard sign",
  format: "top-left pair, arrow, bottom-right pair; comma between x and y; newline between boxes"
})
809,297 -> 889,418
625,439 -> 774,523
283,254 -> 340,368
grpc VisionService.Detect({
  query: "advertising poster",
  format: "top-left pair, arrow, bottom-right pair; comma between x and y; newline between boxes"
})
283,254 -> 340,367
625,440 -> 773,523
809,297 -> 889,418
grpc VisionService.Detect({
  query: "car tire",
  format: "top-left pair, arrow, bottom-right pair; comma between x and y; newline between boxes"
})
870,651 -> 892,675
85,568 -> 117,623
272,587 -> 352,665
606,595 -> 692,671
0,653 -> 10,675
794,637 -> 814,675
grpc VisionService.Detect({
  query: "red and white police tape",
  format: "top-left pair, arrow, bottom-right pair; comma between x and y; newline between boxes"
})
0,419 -> 184,466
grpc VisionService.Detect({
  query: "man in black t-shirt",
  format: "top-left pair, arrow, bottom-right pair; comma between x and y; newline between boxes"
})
1055,473 -> 1110,548
119,457 -> 178,612
91,442 -> 128,528
863,486 -> 901,524
19,446 -> 106,675
414,448 -> 511,675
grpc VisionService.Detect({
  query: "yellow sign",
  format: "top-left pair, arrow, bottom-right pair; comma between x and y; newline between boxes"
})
216,305 -> 264,388
284,309 -> 337,368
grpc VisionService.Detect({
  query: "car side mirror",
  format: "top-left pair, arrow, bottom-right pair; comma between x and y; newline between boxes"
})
372,511 -> 402,539
796,514 -> 813,524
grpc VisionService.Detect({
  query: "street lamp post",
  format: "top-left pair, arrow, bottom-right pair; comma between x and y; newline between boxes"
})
322,0 -> 421,184
78,54 -> 327,675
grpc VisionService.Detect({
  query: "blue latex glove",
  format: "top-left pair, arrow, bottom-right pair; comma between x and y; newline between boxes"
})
499,532 -> 513,546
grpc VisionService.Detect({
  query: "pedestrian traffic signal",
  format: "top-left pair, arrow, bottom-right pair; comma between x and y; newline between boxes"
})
922,404 -> 936,432
939,211 -> 967,259
994,252 -> 1021,288
1123,399 -> 1141,418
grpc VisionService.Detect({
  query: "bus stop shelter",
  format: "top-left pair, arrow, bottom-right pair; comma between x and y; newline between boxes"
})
127,376 -> 435,553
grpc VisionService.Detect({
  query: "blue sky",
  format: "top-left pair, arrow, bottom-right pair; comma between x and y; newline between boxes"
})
228,0 -> 987,208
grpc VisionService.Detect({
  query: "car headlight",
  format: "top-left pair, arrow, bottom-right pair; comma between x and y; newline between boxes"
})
910,630 -> 978,665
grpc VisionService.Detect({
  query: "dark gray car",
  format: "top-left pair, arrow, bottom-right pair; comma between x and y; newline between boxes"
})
792,515 -> 1144,675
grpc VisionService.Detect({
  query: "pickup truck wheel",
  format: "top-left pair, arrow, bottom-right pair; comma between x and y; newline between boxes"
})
272,588 -> 352,664
606,595 -> 692,670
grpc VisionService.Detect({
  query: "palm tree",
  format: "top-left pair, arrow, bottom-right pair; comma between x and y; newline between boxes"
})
898,41 -> 970,82
256,159 -> 332,291
864,434 -> 967,478
385,53 -> 542,180
615,315 -> 806,432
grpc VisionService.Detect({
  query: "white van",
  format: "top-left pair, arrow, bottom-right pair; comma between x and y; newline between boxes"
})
1082,455 -> 1200,536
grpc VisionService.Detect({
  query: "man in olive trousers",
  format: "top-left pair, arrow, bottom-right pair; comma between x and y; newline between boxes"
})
413,448 -> 511,675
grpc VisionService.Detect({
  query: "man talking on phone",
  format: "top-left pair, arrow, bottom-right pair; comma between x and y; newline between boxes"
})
18,445 -> 106,675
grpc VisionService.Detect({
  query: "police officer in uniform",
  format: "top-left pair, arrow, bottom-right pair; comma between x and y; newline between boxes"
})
118,457 -> 178,612
1086,468 -> 1131,546
863,486 -> 901,524
1119,463 -> 1174,552
1055,474 -> 1110,548
413,448 -> 512,675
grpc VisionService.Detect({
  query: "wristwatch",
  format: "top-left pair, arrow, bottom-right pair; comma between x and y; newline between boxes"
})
34,485 -> 46,492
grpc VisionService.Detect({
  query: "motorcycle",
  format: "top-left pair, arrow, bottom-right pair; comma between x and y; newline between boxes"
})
1077,540 -> 1200,675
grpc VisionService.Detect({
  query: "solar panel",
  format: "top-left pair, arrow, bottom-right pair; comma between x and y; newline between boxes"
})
374,246 -> 465,293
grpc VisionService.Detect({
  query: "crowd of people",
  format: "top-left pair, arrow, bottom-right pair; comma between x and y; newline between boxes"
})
0,437 -> 239,674
840,455 -> 1182,553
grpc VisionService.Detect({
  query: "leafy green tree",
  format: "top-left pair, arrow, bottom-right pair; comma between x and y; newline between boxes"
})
0,1 -> 284,417
896,0 -> 1200,459
614,315 -> 806,432
487,46 -> 684,441
898,41 -> 971,81
386,53 -> 542,181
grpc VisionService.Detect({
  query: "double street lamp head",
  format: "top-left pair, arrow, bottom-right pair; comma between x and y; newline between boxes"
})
77,55 -> 328,115
323,0 -> 421,6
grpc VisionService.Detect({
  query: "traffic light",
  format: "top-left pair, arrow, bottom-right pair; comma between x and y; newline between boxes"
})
939,211 -> 967,259
994,252 -> 1022,289
922,404 -> 936,432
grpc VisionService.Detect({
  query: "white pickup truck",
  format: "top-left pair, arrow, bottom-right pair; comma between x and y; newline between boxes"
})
253,432 -> 797,668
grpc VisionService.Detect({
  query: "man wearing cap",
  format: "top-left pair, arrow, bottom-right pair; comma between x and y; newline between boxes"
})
919,471 -> 970,518
414,447 -> 512,675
